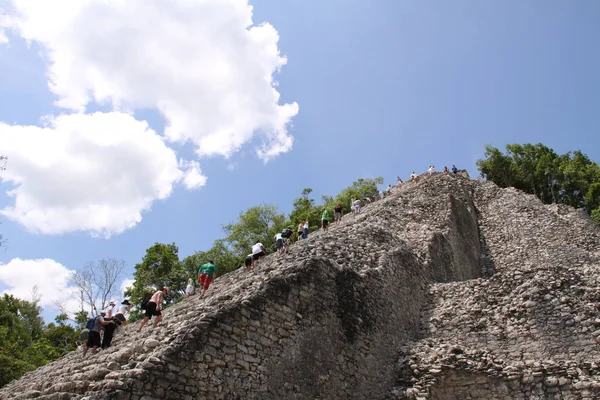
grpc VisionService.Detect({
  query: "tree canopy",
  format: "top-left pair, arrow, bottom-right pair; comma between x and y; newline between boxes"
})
323,177 -> 384,213
476,143 -> 600,224
0,294 -> 78,388
125,243 -> 183,320
289,188 -> 321,236
223,204 -> 286,256
288,178 -> 383,237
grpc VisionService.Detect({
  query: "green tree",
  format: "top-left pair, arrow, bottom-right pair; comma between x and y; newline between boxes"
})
476,145 -> 518,189
289,188 -> 321,237
40,323 -> 78,356
73,310 -> 89,330
125,243 -> 182,321
477,144 -> 600,223
187,239 -> 242,277
223,204 -> 287,255
586,183 -> 600,213
592,208 -> 600,225
326,177 -> 384,212
0,294 -> 77,388
288,179 -> 384,238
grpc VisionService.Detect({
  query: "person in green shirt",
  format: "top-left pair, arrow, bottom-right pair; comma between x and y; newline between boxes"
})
321,208 -> 330,231
198,261 -> 217,298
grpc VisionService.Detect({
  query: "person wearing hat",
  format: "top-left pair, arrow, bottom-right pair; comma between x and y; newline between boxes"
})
115,299 -> 131,325
100,299 -> 131,349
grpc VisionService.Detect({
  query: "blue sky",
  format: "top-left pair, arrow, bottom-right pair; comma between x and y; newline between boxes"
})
0,0 -> 598,320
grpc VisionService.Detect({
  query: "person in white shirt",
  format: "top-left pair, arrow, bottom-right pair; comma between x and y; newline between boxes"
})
114,300 -> 131,324
428,165 -> 435,175
106,301 -> 116,318
410,171 -> 417,182
251,242 -> 265,267
353,199 -> 361,214
274,232 -> 284,254
185,276 -> 195,298
302,221 -> 309,239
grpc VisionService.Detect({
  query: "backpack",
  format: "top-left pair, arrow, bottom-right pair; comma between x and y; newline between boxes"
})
282,228 -> 292,238
80,328 -> 90,342
85,316 -> 98,330
140,298 -> 150,310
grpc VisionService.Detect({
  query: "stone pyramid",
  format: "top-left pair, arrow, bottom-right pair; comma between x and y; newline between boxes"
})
1,174 -> 599,400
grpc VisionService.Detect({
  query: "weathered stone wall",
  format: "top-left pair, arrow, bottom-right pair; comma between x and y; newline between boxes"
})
390,180 -> 600,399
2,173 -> 599,400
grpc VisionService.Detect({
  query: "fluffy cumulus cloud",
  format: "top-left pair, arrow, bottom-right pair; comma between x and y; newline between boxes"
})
4,0 -> 299,161
0,112 -> 194,236
0,12 -> 11,44
0,258 -> 76,308
179,159 -> 208,190
119,278 -> 135,299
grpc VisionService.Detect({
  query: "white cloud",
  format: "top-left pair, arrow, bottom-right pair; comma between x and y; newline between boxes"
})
119,278 -> 134,297
0,13 -> 11,44
5,0 -> 299,161
179,159 -> 207,190
0,258 -> 75,308
0,112 -> 184,236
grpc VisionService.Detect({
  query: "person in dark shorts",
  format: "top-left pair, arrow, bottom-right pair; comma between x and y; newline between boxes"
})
334,204 -> 342,225
274,232 -> 283,254
101,315 -> 122,349
321,208 -> 330,231
106,304 -> 128,347
137,286 -> 168,332
251,242 -> 265,267
244,254 -> 253,270
114,299 -> 131,324
83,312 -> 115,356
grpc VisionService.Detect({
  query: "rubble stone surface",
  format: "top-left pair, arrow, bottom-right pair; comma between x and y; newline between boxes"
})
1,173 -> 599,400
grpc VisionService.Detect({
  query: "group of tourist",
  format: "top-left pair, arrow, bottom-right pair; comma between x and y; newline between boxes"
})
244,165 -> 464,271
82,299 -> 131,356
81,165 -> 462,345
297,220 -> 310,240
83,262 -> 219,355
274,228 -> 293,254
